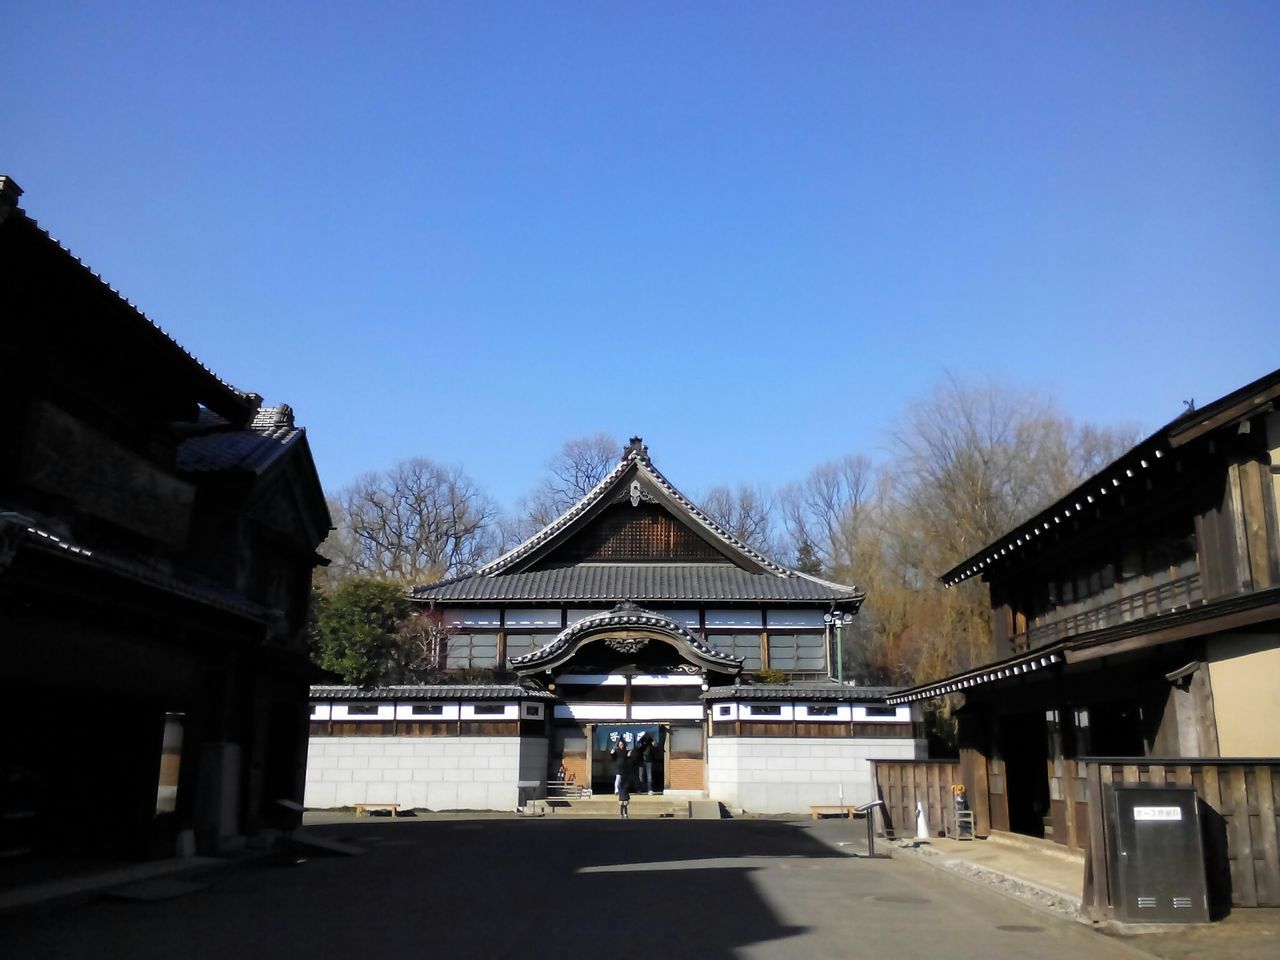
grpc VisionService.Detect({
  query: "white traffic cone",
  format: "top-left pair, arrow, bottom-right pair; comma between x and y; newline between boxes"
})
915,801 -> 930,839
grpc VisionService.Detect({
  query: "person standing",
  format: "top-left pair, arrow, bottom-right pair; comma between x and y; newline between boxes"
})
636,732 -> 657,795
618,775 -> 631,819
610,737 -> 631,796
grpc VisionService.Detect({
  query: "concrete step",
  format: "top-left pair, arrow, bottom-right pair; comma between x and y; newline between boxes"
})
528,796 -> 689,819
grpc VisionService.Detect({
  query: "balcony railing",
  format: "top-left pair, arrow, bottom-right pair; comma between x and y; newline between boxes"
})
1010,572 -> 1203,653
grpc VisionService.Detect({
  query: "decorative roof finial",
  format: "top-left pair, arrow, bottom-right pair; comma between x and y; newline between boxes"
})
623,436 -> 648,461
0,176 -> 23,227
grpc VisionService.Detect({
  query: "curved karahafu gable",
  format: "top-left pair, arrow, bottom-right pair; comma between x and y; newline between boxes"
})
508,601 -> 743,675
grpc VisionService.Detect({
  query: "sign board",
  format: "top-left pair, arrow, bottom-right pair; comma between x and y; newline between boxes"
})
593,724 -> 662,751
1133,806 -> 1183,822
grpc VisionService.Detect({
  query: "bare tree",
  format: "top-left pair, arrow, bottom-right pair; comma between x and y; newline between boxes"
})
870,375 -> 1138,684
778,454 -> 874,579
699,484 -> 783,557
516,433 -> 620,533
328,458 -> 500,584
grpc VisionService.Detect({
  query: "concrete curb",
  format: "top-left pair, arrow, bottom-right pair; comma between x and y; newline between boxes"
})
891,839 -> 1084,921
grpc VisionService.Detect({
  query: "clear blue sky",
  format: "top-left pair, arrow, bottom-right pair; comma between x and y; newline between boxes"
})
7,2 -> 1279,508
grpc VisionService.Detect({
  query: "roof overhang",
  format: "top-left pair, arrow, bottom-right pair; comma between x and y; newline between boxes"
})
889,586 -> 1280,704
937,365 -> 1280,589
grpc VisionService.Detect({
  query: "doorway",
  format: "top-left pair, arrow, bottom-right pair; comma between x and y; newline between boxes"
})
1000,711 -> 1050,838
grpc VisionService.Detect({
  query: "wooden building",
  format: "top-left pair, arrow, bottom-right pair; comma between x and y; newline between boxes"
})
0,177 -> 330,860
887,368 -> 1280,906
305,440 -> 925,814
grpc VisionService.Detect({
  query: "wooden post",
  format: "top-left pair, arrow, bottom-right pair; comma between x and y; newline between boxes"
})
1083,761 -> 1111,920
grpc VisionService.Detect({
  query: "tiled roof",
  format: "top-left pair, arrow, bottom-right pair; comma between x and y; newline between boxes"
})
701,683 -> 903,702
412,563 -> 861,603
5,192 -> 256,423
309,684 -> 557,701
939,366 -> 1280,587
176,405 -> 303,474
452,441 -> 863,605
0,512 -> 271,621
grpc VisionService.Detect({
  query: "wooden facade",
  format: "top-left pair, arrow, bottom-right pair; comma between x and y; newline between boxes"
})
889,368 -> 1280,910
1082,759 -> 1280,914
0,177 -> 329,860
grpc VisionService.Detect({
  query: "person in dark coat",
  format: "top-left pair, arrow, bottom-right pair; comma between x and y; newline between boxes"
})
610,738 -> 631,796
636,732 -> 657,795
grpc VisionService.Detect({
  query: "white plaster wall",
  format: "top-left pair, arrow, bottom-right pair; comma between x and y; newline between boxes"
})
305,737 -> 545,811
707,737 -> 926,814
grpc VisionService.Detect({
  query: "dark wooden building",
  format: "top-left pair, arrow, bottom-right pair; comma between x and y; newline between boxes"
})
0,176 -> 330,861
887,368 -> 1280,907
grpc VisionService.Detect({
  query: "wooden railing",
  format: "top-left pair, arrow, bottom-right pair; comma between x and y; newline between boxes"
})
1011,573 -> 1203,653
1081,758 -> 1280,917
871,759 -> 960,840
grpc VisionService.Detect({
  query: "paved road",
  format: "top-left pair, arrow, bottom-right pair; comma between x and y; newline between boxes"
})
1,817 -> 1142,960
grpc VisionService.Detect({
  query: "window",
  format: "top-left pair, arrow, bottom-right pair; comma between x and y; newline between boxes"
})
767,632 -> 825,671
503,608 -> 562,628
446,633 -> 499,669
705,609 -> 763,629
670,726 -> 703,757
749,705 -> 782,717
864,705 -> 899,718
504,634 -> 550,661
717,705 -> 733,718
472,704 -> 506,716
440,608 -> 501,628
346,704 -> 381,716
765,609 -> 826,629
807,704 -> 837,717
708,633 -> 761,670
411,704 -> 443,716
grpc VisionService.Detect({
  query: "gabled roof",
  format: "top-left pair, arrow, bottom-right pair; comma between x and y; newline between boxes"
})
176,405 -> 305,475
0,176 -> 258,426
939,365 -> 1280,587
411,564 -> 862,603
413,439 -> 864,607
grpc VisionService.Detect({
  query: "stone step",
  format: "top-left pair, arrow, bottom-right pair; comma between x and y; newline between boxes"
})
527,796 -> 689,819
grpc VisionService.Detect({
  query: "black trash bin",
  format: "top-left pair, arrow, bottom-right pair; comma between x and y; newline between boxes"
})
1105,785 -> 1210,923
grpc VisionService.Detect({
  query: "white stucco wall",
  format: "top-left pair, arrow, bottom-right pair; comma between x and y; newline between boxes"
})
304,737 -> 545,811
707,737 -> 926,814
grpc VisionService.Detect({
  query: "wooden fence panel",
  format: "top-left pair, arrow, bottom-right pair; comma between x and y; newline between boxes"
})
1084,759 -> 1280,911
871,760 -> 960,839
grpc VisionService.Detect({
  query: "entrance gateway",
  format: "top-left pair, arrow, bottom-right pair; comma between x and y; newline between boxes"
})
305,440 -> 927,814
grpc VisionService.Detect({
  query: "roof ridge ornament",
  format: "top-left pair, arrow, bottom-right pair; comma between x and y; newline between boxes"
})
623,436 -> 649,461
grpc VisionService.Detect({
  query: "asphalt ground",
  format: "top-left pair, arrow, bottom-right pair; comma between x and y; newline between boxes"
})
0,816 -> 1148,960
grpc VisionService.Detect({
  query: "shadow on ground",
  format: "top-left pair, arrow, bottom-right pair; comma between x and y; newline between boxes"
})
1,819 -> 852,960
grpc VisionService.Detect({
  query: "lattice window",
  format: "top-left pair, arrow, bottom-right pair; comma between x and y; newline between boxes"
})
541,504 -> 726,563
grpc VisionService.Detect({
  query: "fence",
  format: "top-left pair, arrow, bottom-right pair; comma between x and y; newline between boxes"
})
1081,758 -> 1280,916
870,759 -> 960,839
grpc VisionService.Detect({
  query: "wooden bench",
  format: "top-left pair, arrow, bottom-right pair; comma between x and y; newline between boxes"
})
809,805 -> 859,820
354,803 -> 400,818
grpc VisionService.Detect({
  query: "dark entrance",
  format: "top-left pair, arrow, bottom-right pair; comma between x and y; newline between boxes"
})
590,724 -> 665,795
1001,711 -> 1050,838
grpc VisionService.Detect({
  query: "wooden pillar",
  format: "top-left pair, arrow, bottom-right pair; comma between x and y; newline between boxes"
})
957,708 -> 992,838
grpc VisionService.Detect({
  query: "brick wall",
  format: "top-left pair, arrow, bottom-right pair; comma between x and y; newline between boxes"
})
669,757 -> 704,790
